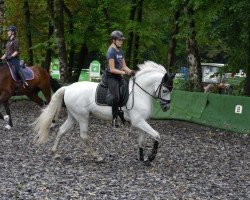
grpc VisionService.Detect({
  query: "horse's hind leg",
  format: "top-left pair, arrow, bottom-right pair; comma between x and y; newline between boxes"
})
26,92 -> 44,107
40,87 -> 51,105
79,118 -> 103,162
51,112 -> 75,158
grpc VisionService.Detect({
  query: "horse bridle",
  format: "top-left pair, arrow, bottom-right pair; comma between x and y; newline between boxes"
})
126,75 -> 173,110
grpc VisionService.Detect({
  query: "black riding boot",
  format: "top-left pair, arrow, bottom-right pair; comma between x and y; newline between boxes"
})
112,103 -> 119,128
18,70 -> 28,88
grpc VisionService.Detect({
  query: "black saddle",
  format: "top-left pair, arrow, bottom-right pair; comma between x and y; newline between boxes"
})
95,80 -> 129,107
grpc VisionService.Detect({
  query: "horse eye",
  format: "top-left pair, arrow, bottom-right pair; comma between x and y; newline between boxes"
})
162,90 -> 168,93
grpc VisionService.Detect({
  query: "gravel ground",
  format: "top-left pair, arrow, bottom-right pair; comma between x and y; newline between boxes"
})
0,100 -> 249,200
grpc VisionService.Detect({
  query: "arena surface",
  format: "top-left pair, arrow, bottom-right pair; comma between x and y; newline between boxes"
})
0,100 -> 249,199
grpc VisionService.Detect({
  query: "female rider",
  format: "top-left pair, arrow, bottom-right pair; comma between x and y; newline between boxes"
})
105,30 -> 134,127
1,25 -> 28,88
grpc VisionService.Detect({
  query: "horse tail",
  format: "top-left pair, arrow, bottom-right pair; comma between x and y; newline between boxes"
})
33,86 -> 67,145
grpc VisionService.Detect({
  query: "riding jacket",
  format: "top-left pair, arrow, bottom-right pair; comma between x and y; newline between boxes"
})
6,37 -> 19,59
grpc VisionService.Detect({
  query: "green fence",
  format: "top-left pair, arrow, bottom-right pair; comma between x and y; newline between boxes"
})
79,69 -> 89,81
151,90 -> 250,134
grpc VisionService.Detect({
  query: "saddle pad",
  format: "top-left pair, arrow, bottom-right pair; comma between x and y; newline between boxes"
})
95,83 -> 109,106
8,63 -> 34,82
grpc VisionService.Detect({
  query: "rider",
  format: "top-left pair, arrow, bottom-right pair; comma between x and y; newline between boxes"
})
105,30 -> 134,128
1,25 -> 29,88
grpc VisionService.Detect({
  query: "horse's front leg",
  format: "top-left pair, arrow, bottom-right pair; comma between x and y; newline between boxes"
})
148,140 -> 159,162
3,101 -> 13,129
138,131 -> 146,161
132,119 -> 160,165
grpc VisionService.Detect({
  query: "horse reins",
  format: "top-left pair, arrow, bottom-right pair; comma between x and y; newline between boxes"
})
126,76 -> 172,110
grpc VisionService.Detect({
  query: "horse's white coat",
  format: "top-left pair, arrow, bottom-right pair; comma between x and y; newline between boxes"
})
33,61 -> 171,161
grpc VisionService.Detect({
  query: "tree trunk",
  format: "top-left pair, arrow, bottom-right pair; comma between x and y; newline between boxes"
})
41,0 -> 54,72
44,0 -> 62,92
71,43 -> 88,82
41,22 -> 54,72
54,0 -> 69,83
0,0 -> 5,55
102,4 -> 111,37
62,1 -> 75,78
23,0 -> 33,65
125,0 -> 136,67
166,8 -> 181,72
186,6 -> 202,92
244,14 -> 250,96
132,0 -> 144,69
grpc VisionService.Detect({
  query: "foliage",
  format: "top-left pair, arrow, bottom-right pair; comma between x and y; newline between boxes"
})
0,0 -> 249,93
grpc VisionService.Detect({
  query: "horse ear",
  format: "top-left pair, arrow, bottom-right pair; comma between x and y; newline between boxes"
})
163,73 -> 169,81
171,73 -> 176,79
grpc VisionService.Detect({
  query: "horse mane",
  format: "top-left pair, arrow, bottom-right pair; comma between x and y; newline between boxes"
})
136,61 -> 166,76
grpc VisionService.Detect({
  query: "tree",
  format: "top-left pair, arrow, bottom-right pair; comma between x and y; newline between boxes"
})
125,0 -> 137,67
23,0 -> 33,66
186,3 -> 202,92
41,0 -> 54,72
166,5 -> 181,72
244,4 -> 250,96
0,0 -> 5,56
53,0 -> 69,82
132,0 -> 144,68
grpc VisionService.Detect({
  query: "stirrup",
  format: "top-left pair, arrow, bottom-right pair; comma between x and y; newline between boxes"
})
23,81 -> 29,88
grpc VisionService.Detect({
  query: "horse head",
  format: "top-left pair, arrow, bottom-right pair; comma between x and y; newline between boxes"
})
158,72 -> 175,112
132,61 -> 175,112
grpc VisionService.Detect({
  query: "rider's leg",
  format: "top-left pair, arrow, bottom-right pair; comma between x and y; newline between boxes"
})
10,58 -> 28,88
107,77 -> 120,127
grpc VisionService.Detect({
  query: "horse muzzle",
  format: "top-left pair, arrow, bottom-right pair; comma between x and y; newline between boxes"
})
160,100 -> 171,112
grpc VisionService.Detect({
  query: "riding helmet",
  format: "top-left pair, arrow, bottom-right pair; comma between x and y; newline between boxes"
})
110,30 -> 125,40
7,25 -> 17,33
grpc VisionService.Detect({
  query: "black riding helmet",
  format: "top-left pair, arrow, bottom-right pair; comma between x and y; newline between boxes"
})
110,30 -> 125,40
7,25 -> 17,33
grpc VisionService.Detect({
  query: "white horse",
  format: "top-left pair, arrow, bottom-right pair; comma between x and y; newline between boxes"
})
33,61 -> 175,165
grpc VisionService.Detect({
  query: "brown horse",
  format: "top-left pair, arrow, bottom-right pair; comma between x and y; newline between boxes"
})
0,62 -> 51,129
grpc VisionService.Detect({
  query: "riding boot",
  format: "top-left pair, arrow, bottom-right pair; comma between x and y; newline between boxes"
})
112,103 -> 119,128
117,109 -> 126,124
18,70 -> 29,88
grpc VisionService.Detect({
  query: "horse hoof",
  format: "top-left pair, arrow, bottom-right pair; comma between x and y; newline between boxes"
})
50,123 -> 56,129
96,157 -> 104,162
4,115 -> 9,122
54,153 -> 61,159
144,160 -> 152,167
4,124 -> 11,130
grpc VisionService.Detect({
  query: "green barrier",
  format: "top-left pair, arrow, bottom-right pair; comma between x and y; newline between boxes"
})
151,90 -> 250,134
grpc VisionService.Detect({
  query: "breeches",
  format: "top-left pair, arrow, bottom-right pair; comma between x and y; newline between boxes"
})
107,77 -> 124,118
9,58 -> 21,73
